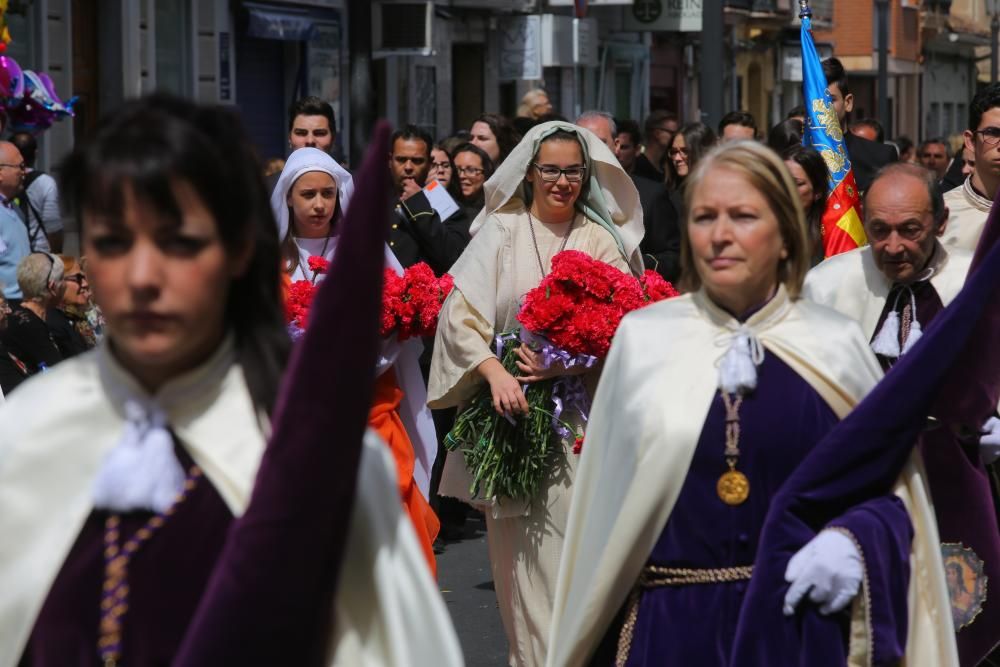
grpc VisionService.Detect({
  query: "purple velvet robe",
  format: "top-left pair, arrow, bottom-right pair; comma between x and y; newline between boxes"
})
21,446 -> 233,666
594,355 -> 912,667
729,199 -> 1000,666
873,279 -> 1000,666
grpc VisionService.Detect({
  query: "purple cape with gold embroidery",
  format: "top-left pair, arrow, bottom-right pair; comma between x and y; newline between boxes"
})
730,198 -> 1000,666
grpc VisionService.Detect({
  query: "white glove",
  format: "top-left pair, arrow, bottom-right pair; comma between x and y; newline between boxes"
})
980,417 -> 1000,465
783,529 -> 863,616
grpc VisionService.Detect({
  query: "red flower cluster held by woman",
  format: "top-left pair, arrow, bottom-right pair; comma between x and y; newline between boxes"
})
272,148 -> 442,575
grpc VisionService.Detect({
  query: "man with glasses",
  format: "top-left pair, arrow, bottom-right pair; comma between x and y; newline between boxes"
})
943,83 -> 1000,251
388,125 -> 471,274
0,141 -> 31,303
633,110 -> 678,183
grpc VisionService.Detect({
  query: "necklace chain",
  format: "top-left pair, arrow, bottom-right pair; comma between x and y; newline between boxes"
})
527,210 -> 574,279
720,391 -> 744,467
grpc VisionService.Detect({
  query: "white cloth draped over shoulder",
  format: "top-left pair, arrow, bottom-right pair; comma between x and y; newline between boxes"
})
0,344 -> 462,667
271,151 -> 436,497
546,287 -> 956,667
802,241 -> 972,339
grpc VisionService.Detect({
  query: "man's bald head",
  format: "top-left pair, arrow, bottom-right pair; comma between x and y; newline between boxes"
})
864,163 -> 948,283
0,141 -> 24,199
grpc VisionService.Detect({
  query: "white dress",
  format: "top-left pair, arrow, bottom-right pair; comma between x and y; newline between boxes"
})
429,207 -> 630,667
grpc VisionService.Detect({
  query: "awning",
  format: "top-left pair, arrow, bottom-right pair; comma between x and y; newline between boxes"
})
245,3 -> 317,41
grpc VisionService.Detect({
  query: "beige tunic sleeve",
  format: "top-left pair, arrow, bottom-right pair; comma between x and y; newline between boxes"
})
427,288 -> 495,408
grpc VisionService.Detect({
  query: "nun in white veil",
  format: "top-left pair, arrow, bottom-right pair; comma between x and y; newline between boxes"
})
428,121 -> 644,666
270,148 -> 440,570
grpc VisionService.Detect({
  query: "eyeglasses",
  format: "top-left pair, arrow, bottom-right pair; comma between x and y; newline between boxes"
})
668,147 -> 690,158
653,126 -> 677,136
975,127 -> 1000,147
431,161 -> 452,171
0,162 -> 25,170
456,166 -> 485,177
531,164 -> 586,182
64,272 -> 88,285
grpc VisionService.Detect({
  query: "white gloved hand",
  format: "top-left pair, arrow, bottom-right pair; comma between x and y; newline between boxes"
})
783,529 -> 863,616
980,417 -> 1000,465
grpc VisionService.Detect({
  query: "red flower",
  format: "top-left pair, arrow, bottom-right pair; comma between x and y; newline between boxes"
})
573,434 -> 584,454
307,256 -> 330,274
516,251 -> 680,359
640,270 -> 680,302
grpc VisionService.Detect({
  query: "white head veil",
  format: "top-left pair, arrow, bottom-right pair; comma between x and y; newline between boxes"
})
470,120 -> 645,274
270,147 -> 355,241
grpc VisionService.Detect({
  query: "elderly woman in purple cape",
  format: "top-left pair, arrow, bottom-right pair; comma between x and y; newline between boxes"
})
546,141 -> 955,667
428,120 -> 645,666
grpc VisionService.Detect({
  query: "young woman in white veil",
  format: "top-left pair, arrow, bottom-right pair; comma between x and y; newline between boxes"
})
271,148 -> 440,573
429,121 -> 644,666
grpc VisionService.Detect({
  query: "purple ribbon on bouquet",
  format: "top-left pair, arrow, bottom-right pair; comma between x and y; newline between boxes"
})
492,328 -> 595,437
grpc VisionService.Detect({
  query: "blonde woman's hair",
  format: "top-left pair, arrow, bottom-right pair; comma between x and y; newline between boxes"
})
517,88 -> 549,119
679,140 -> 810,299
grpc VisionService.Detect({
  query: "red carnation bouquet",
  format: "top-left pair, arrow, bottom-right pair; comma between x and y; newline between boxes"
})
285,256 -> 453,341
446,250 -> 678,502
381,262 -> 455,340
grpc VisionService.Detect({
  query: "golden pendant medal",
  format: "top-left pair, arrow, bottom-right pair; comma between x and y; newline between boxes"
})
717,469 -> 750,505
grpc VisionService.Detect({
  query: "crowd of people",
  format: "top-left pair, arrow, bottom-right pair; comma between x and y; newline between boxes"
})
0,52 -> 998,667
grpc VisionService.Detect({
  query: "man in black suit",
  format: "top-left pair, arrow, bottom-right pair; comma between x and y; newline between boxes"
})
822,58 -> 897,192
387,125 -> 470,275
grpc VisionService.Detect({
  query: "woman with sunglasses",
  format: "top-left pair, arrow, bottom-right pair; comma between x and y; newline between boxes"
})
0,251 -> 64,377
429,121 -> 644,666
47,255 -> 99,357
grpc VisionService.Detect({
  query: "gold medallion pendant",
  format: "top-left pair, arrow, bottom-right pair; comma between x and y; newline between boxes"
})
717,469 -> 750,505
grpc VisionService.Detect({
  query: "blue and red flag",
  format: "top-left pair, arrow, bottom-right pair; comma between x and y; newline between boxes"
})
574,0 -> 587,18
800,8 -> 866,257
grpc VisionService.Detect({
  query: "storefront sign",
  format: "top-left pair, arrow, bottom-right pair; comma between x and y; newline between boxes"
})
624,0 -> 703,32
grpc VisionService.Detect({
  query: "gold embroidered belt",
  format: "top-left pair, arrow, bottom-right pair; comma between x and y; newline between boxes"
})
615,565 -> 754,667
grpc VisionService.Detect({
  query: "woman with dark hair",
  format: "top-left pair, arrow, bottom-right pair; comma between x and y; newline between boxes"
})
0,95 -> 458,666
470,112 -> 521,166
451,142 -> 495,219
665,122 -> 717,192
430,121 -> 644,666
767,118 -> 805,152
781,144 -> 829,265
428,143 -> 460,195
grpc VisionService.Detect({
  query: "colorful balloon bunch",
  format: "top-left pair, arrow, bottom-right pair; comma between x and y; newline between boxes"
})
0,55 -> 76,132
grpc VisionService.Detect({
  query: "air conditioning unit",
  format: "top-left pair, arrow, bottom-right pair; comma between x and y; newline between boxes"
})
373,1 -> 434,57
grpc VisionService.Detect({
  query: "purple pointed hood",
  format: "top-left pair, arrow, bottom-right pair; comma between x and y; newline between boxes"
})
175,122 -> 394,665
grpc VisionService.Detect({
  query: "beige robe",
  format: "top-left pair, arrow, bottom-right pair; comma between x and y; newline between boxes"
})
802,242 -> 972,338
942,178 -> 992,252
0,342 -> 463,667
429,206 -> 631,667
546,287 -> 957,667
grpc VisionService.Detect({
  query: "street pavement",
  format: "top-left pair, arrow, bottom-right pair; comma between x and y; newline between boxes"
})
436,515 -> 509,666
